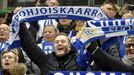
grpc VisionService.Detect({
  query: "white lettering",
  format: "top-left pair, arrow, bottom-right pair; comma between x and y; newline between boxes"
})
54,72 -> 64,75
109,25 -> 134,32
86,72 -> 95,75
87,20 -> 97,27
70,72 -> 74,75
101,72 -> 106,75
113,20 -> 121,26
125,18 -> 134,25
110,73 -> 116,75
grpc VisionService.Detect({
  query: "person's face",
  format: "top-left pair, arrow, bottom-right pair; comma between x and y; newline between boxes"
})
125,37 -> 134,58
43,26 -> 57,42
59,19 -> 72,26
45,0 -> 59,6
2,52 -> 18,70
122,13 -> 134,18
0,18 -> 4,24
0,24 -> 10,41
101,4 -> 117,18
54,35 -> 71,57
75,20 -> 85,31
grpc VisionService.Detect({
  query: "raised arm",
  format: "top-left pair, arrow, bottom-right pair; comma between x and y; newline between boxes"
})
87,42 -> 134,74
19,22 -> 48,68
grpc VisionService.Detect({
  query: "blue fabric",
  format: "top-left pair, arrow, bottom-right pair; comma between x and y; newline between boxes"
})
119,36 -> 126,59
0,69 -> 2,75
68,30 -> 77,39
42,41 -> 54,54
8,40 -> 21,50
72,39 -> 91,69
0,41 -> 10,52
0,43 -> 5,53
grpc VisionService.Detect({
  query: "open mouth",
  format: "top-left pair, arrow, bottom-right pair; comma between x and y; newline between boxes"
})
128,49 -> 134,54
5,63 -> 9,65
0,33 -> 4,36
57,47 -> 64,50
57,46 -> 65,50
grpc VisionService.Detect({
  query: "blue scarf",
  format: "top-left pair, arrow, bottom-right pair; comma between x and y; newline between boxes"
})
9,6 -> 108,50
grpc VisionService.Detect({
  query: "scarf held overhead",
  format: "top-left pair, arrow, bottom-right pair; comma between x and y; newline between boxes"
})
81,18 -> 134,46
9,6 -> 108,46
9,6 -> 134,48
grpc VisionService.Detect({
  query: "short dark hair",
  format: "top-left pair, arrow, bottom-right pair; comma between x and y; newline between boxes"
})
102,1 -> 118,11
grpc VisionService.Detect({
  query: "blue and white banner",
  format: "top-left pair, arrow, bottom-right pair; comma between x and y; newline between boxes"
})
81,18 -> 134,46
49,71 -> 131,75
9,6 -> 134,49
12,6 -> 108,22
9,6 -> 108,47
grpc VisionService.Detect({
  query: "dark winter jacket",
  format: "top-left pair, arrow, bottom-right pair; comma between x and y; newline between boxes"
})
19,23 -> 85,75
87,42 -> 134,74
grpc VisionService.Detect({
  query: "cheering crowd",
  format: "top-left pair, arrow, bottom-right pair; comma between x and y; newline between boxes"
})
0,0 -> 134,75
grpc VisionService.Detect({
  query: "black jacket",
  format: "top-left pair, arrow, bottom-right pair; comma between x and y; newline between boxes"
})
92,49 -> 134,73
19,23 -> 85,75
57,22 -> 76,35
